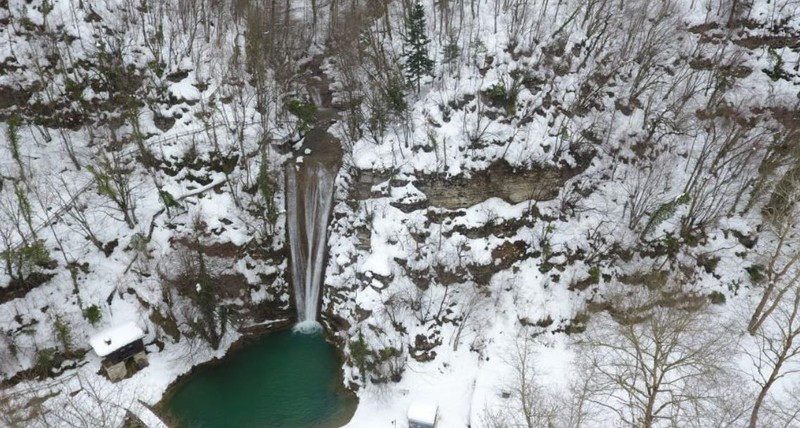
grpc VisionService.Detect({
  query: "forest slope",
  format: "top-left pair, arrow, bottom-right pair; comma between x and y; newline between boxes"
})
0,0 -> 799,426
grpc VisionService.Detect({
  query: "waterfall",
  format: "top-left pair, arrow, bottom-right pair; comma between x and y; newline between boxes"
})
308,87 -> 322,108
286,161 -> 337,328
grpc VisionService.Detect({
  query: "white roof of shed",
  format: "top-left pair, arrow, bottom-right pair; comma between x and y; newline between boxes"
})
407,400 -> 438,423
89,322 -> 145,357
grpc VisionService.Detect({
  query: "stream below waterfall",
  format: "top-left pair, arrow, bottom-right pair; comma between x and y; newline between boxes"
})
166,329 -> 356,427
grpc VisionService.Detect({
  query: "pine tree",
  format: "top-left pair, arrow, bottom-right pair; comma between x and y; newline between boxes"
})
403,2 -> 434,93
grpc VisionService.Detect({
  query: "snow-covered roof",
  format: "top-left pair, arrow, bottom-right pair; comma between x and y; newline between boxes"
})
89,322 -> 145,357
407,400 -> 438,423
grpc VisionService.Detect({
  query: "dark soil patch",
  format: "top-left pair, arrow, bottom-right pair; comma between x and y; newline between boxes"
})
0,272 -> 57,305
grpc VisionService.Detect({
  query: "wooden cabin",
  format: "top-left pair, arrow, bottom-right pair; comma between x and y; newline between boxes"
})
89,322 -> 148,381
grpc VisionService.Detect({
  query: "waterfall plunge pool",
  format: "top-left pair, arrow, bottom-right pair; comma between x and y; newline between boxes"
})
166,328 -> 356,427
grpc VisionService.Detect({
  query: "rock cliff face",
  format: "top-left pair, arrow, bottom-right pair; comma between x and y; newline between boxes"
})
321,153 -> 592,380
351,159 -> 588,210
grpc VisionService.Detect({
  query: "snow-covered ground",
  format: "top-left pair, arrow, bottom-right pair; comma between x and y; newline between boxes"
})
1,0 -> 800,426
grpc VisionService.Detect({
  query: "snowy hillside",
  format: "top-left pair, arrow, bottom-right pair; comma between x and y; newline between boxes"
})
1,0 -> 800,427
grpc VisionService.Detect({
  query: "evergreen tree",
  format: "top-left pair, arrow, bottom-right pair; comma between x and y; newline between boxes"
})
403,2 -> 434,93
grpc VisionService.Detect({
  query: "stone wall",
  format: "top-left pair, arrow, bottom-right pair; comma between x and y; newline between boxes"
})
102,351 -> 149,382
104,361 -> 128,382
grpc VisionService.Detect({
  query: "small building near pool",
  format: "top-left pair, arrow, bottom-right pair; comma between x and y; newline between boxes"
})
89,322 -> 148,381
407,400 -> 438,428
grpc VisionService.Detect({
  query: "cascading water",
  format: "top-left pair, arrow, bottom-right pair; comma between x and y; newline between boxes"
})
286,53 -> 342,332
286,160 -> 337,331
308,87 -> 323,108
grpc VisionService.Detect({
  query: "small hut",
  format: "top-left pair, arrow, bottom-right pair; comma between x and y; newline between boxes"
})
407,400 -> 438,428
89,322 -> 148,381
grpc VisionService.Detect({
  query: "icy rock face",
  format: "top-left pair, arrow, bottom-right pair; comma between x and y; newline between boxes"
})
286,161 -> 338,323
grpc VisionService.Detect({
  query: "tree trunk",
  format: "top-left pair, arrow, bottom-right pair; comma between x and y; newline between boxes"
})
727,0 -> 740,28
749,380 -> 774,428
749,282 -> 776,334
643,389 -> 657,428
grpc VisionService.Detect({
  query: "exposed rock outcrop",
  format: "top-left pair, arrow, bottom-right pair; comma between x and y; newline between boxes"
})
351,159 -> 588,208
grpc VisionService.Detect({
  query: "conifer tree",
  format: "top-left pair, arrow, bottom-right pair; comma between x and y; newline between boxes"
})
403,2 -> 434,93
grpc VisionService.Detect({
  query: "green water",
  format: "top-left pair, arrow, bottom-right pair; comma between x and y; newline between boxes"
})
167,329 -> 356,428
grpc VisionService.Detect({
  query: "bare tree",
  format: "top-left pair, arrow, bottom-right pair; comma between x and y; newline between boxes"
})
742,174 -> 800,425
87,151 -> 139,229
746,286 -> 800,428
575,291 -> 743,428
37,374 -> 134,427
680,119 -> 768,238
621,154 -> 673,233
747,176 -> 800,334
450,282 -> 489,352
482,331 -> 596,428
158,217 -> 236,351
481,333 -> 562,428
51,176 -> 106,252
1,372 -> 143,428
